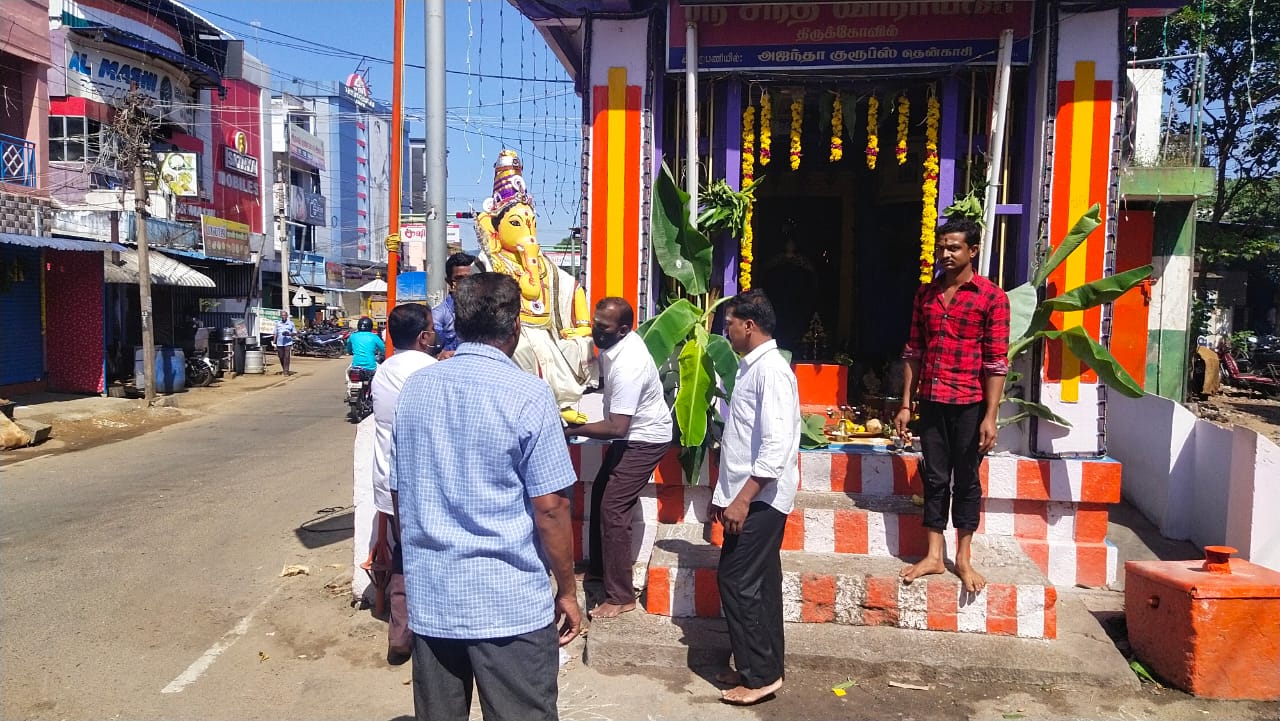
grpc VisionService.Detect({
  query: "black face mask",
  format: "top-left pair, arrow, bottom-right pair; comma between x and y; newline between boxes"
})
593,329 -> 624,350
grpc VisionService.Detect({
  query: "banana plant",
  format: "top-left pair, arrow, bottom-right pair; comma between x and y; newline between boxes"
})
1000,204 -> 1151,428
638,163 -> 742,482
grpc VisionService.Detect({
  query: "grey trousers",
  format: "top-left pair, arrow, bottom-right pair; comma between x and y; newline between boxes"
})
411,622 -> 559,721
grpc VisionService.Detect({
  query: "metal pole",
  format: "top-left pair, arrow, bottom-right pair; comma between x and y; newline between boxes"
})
685,16 -> 699,228
133,164 -> 156,402
425,0 -> 447,305
385,0 -> 406,354
980,29 -> 1014,279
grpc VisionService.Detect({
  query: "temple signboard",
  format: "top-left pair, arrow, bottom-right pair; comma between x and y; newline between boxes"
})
667,1 -> 1034,71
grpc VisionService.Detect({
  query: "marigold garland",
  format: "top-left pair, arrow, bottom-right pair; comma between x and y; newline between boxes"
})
865,95 -> 879,169
740,103 -> 756,290
789,92 -> 804,171
759,92 -> 772,167
829,93 -> 844,162
896,94 -> 910,165
918,92 -> 941,284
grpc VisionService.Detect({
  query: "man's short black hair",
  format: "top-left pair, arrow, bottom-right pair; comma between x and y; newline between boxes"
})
445,252 -> 477,281
724,289 -> 777,336
937,218 -> 982,248
387,303 -> 432,350
454,272 -> 520,345
595,297 -> 634,329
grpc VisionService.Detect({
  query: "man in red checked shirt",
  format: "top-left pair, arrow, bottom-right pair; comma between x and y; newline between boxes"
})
895,218 -> 1010,594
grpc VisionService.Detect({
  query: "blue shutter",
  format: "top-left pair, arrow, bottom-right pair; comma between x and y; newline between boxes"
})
0,246 -> 45,385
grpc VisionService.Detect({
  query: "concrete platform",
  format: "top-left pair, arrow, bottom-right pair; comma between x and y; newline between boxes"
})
585,592 -> 1138,689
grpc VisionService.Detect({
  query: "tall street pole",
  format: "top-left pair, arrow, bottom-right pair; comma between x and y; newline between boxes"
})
425,0 -> 447,305
133,163 -> 156,403
385,0 -> 405,345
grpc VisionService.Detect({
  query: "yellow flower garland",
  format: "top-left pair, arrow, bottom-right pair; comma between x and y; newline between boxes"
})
919,92 -> 941,284
830,93 -> 844,162
789,92 -> 804,171
759,92 -> 772,166
896,94 -> 910,165
865,95 -> 879,169
740,103 -> 756,290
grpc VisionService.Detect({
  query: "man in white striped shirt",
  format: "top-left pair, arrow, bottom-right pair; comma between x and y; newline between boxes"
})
710,289 -> 800,706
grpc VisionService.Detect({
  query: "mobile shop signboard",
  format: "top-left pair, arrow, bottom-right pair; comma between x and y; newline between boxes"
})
667,0 -> 1034,71
201,216 -> 252,261
219,130 -> 261,195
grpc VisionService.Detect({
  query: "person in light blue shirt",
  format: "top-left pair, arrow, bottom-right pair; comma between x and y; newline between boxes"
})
274,315 -> 296,375
390,272 -> 581,721
345,316 -> 385,371
431,252 -> 476,359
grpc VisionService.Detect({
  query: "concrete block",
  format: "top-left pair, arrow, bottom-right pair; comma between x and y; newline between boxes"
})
14,419 -> 51,446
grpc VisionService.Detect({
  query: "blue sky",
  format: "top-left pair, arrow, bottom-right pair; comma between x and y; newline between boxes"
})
189,0 -> 582,243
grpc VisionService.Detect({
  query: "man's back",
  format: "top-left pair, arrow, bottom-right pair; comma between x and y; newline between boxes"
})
347,331 -> 385,370
391,342 -> 575,640
370,350 -> 435,515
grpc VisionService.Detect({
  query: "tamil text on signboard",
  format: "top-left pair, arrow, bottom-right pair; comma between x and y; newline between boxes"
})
201,216 -> 252,261
287,125 -> 326,170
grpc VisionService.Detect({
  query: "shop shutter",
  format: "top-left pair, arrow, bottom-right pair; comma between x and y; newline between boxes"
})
0,246 -> 45,385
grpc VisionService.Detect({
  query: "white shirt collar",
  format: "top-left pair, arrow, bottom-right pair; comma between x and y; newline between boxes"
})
600,330 -> 639,362
740,338 -> 778,367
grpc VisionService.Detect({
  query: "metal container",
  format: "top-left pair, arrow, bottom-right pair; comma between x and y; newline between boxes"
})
221,327 -> 237,342
244,349 -> 264,374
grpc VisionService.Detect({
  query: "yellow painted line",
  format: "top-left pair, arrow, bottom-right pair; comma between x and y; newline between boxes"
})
606,67 -> 628,297
1061,61 -> 1097,402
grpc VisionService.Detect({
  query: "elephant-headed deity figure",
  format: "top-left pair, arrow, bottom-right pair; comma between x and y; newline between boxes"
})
474,150 -> 594,421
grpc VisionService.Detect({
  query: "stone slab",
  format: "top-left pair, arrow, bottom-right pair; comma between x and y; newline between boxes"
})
14,419 -> 51,445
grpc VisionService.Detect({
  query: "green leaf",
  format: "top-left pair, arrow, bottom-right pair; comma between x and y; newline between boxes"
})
1129,660 -> 1161,687
651,162 -> 712,295
1039,265 -> 1152,313
704,333 -> 739,398
638,299 -> 701,368
674,336 -> 716,447
1002,397 -> 1072,428
679,443 -> 708,486
1032,204 -> 1102,288
1041,327 -> 1146,398
801,414 -> 830,449
1006,282 -> 1038,343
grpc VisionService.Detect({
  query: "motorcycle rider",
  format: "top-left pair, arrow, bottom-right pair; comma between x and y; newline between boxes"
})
346,316 -> 386,375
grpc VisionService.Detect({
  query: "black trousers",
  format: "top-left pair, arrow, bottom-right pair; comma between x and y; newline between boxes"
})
917,400 -> 985,531
718,502 -> 788,689
588,439 -> 670,605
411,623 -> 559,721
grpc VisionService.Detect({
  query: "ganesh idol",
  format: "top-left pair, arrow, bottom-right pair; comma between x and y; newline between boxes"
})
475,150 -> 594,423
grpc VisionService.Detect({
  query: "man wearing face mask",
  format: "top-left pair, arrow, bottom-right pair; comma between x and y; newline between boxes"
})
564,297 -> 672,619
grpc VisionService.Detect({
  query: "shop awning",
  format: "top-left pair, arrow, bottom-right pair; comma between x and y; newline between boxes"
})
1,233 -> 127,253
105,248 -> 216,288
354,278 -> 387,292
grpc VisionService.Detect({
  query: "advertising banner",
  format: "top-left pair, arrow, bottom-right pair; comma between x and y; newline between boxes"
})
153,152 -> 200,196
287,125 -> 326,170
283,186 -> 327,225
668,0 -> 1034,71
201,216 -> 252,261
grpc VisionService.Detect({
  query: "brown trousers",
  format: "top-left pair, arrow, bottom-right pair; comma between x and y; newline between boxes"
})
588,439 -> 670,605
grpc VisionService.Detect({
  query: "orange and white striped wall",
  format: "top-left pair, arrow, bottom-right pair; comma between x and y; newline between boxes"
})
586,18 -> 649,314
1037,8 -> 1123,455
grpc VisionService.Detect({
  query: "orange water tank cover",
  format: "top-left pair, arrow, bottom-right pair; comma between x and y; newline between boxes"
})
1125,549 -> 1280,700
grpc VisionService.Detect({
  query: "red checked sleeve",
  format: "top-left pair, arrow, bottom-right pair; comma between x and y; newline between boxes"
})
981,285 -> 1011,376
901,285 -> 927,360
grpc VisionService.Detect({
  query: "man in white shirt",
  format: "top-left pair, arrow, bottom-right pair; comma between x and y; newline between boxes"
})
565,298 -> 672,619
370,303 -> 438,665
710,289 -> 800,706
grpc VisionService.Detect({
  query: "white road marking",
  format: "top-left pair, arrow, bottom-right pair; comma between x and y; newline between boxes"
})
161,587 -> 279,694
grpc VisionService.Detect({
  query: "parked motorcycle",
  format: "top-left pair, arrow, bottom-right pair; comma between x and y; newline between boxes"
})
346,366 -> 374,422
185,349 -> 217,387
295,330 -> 346,358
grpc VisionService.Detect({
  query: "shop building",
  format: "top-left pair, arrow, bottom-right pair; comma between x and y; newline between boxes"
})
509,0 -> 1212,625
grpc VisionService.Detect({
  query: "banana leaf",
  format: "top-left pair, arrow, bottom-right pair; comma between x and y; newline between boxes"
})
674,334 -> 716,447
679,443 -> 708,488
638,299 -> 701,368
1006,282 -> 1038,343
652,162 -> 713,295
1039,265 -> 1152,313
705,333 -> 740,397
801,414 -> 830,449
1002,397 -> 1072,428
1031,204 -> 1102,288
1041,327 -> 1145,398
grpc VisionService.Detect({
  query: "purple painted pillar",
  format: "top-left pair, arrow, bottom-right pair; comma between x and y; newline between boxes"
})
722,80 -> 742,298
1015,65 -> 1040,283
937,76 -> 962,219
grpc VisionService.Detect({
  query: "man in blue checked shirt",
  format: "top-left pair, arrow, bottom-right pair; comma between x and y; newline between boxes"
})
390,272 -> 581,721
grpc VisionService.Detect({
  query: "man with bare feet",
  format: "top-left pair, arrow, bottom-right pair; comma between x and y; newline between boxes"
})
565,298 -> 672,619
710,290 -> 800,706
896,219 -> 1010,594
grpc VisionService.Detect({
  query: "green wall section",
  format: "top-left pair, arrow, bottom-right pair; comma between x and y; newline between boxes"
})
1146,328 -> 1189,400
1153,202 -> 1196,258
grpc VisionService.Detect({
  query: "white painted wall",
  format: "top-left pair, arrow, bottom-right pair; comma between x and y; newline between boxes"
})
1111,391 -> 1280,571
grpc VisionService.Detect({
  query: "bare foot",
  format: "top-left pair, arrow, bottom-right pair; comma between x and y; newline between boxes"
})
714,670 -> 743,686
588,602 -> 635,619
956,561 -> 987,594
900,557 -> 946,584
721,679 -> 783,705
